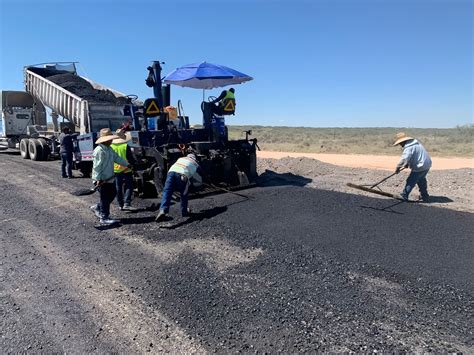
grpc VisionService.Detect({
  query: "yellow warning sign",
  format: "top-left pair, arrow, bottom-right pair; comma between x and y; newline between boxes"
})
145,99 -> 160,116
224,100 -> 235,112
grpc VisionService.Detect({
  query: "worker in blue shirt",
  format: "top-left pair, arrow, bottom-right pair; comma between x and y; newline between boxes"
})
393,132 -> 432,201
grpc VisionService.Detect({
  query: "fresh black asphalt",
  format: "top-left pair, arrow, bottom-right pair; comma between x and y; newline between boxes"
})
1,152 -> 472,352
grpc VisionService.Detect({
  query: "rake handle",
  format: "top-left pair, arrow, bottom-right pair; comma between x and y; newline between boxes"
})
203,183 -> 253,200
369,167 -> 406,189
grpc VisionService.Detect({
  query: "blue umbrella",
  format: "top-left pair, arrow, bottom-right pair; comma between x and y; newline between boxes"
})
163,61 -> 253,90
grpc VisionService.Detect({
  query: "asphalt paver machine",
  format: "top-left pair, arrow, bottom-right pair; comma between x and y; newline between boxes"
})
131,61 -> 259,197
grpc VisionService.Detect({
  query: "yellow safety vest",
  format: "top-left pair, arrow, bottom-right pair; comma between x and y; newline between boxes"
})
111,143 -> 131,173
221,91 -> 236,112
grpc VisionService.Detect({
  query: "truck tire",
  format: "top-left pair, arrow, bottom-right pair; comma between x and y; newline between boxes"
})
38,138 -> 51,161
28,138 -> 43,161
20,138 -> 30,159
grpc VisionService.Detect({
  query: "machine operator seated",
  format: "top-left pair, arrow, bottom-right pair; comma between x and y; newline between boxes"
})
210,88 -> 236,116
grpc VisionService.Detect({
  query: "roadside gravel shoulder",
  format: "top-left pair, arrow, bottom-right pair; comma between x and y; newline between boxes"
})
258,157 -> 474,213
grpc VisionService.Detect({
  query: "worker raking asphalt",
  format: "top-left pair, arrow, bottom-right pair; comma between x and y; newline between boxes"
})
1,152 -> 472,352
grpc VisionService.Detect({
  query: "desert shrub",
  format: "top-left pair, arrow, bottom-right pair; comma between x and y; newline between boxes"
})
227,125 -> 473,156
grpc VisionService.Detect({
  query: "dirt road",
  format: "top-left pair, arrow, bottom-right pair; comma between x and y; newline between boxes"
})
1,152 -> 473,352
258,151 -> 474,170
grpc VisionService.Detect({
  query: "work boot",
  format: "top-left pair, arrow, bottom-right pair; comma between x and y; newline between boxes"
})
182,208 -> 192,217
397,193 -> 409,201
122,205 -> 137,212
100,217 -> 119,225
155,210 -> 167,222
90,204 -> 101,219
418,194 -> 430,202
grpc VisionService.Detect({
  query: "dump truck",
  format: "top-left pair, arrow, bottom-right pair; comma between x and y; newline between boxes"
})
1,62 -> 136,176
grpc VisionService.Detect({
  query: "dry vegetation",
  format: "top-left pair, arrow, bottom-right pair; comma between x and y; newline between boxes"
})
228,125 -> 474,157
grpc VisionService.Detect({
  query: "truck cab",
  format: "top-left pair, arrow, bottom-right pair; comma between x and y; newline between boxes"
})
0,91 -> 46,149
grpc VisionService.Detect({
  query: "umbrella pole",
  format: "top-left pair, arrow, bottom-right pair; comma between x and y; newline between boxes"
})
202,89 -> 205,102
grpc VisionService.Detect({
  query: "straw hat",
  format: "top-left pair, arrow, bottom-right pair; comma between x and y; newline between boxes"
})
112,129 -> 131,144
393,132 -> 413,146
95,128 -> 119,144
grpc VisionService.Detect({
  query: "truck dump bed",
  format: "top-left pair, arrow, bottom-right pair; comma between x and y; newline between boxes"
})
25,65 -> 130,134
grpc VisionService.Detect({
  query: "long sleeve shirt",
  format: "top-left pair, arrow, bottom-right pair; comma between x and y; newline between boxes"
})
92,144 -> 129,182
59,133 -> 74,154
397,139 -> 432,172
211,90 -> 227,104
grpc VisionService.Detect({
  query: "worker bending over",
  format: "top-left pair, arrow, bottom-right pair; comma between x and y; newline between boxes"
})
156,153 -> 202,222
91,128 -> 131,225
393,132 -> 432,201
111,129 -> 136,211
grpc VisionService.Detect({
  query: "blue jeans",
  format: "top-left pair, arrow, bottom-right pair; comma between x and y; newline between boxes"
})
98,183 -> 117,218
401,169 -> 429,199
115,172 -> 133,207
159,172 -> 189,216
61,152 -> 73,177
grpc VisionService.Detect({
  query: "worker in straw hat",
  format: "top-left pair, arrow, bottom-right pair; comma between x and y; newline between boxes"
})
90,128 -> 132,225
111,129 -> 136,211
155,151 -> 203,222
393,132 -> 432,201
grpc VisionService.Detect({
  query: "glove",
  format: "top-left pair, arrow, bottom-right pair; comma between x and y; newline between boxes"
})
395,167 -> 401,174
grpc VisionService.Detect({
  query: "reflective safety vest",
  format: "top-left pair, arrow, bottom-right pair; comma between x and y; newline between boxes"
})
220,90 -> 236,113
168,157 -> 198,178
111,143 -> 131,173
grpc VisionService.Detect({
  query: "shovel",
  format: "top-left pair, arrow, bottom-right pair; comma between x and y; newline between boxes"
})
71,185 -> 99,196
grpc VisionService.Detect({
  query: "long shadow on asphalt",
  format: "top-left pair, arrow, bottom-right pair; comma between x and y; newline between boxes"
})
422,195 -> 454,204
158,206 -> 228,229
257,169 -> 313,187
360,195 -> 455,214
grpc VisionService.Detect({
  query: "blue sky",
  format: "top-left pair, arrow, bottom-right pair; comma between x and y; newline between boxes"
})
1,0 -> 472,128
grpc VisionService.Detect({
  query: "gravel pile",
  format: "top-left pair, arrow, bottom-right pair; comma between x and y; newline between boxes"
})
46,73 -> 129,104
28,67 -> 128,104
